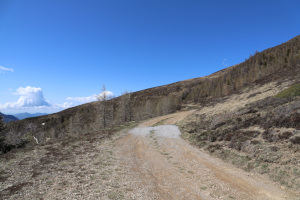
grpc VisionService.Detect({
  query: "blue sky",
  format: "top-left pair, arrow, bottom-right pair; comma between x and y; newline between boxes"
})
0,0 -> 300,114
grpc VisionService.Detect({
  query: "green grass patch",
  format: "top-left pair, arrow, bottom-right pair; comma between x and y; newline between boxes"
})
200,186 -> 207,190
276,83 -> 300,98
108,190 -> 124,199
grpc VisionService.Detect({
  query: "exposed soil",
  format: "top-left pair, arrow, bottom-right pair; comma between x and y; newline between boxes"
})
1,112 -> 299,199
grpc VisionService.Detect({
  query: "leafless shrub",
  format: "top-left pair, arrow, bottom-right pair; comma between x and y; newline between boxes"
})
144,100 -> 155,119
5,127 -> 22,147
289,135 -> 300,144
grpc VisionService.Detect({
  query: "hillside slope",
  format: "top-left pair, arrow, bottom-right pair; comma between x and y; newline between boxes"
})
1,35 -> 300,154
178,77 -> 300,190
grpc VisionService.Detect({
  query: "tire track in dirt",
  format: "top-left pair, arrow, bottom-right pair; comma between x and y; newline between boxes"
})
117,134 -> 208,200
138,110 -> 195,127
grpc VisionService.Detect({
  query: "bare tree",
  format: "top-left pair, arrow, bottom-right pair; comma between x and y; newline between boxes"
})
161,96 -> 172,115
119,90 -> 132,122
97,85 -> 109,127
5,126 -> 22,146
144,100 -> 154,119
157,95 -> 176,116
25,123 -> 39,143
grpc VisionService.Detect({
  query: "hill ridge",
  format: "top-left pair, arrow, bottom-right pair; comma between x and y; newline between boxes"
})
1,34 -> 299,153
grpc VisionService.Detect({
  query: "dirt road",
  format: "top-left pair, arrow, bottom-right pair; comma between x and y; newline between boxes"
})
115,112 -> 298,200
1,111 -> 298,199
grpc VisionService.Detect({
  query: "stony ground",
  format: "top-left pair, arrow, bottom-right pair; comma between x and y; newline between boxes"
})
0,112 -> 299,199
0,125 -> 138,200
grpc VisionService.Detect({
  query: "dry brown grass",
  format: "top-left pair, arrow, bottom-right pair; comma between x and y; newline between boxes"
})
194,81 -> 293,118
178,79 -> 300,191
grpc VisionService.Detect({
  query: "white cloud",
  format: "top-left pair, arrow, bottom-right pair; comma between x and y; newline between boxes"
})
0,87 -> 115,114
222,58 -> 228,67
0,66 -> 14,73
53,102 -> 74,109
67,91 -> 115,104
96,91 -> 115,101
67,95 -> 98,103
0,86 -> 50,109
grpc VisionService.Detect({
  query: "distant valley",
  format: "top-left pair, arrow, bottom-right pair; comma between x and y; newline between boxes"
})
0,112 -> 19,123
13,112 -> 48,120
0,112 -> 48,123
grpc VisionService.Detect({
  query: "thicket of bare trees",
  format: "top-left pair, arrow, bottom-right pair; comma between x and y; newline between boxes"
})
0,115 -> 5,153
0,115 -> 4,134
97,85 -> 109,127
118,90 -> 132,123
187,37 -> 300,103
130,94 -> 179,121
158,95 -> 176,116
0,114 -> 25,154
68,111 -> 83,135
96,85 -> 115,128
144,100 -> 154,119
5,127 -> 22,146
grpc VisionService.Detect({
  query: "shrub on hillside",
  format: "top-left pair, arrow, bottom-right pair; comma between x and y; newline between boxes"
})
276,83 -> 300,98
0,115 -> 5,154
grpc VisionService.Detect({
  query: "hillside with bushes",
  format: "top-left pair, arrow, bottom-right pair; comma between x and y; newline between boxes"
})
1,35 -> 299,155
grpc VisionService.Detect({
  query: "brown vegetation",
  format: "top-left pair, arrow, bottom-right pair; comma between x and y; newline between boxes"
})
179,89 -> 300,189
